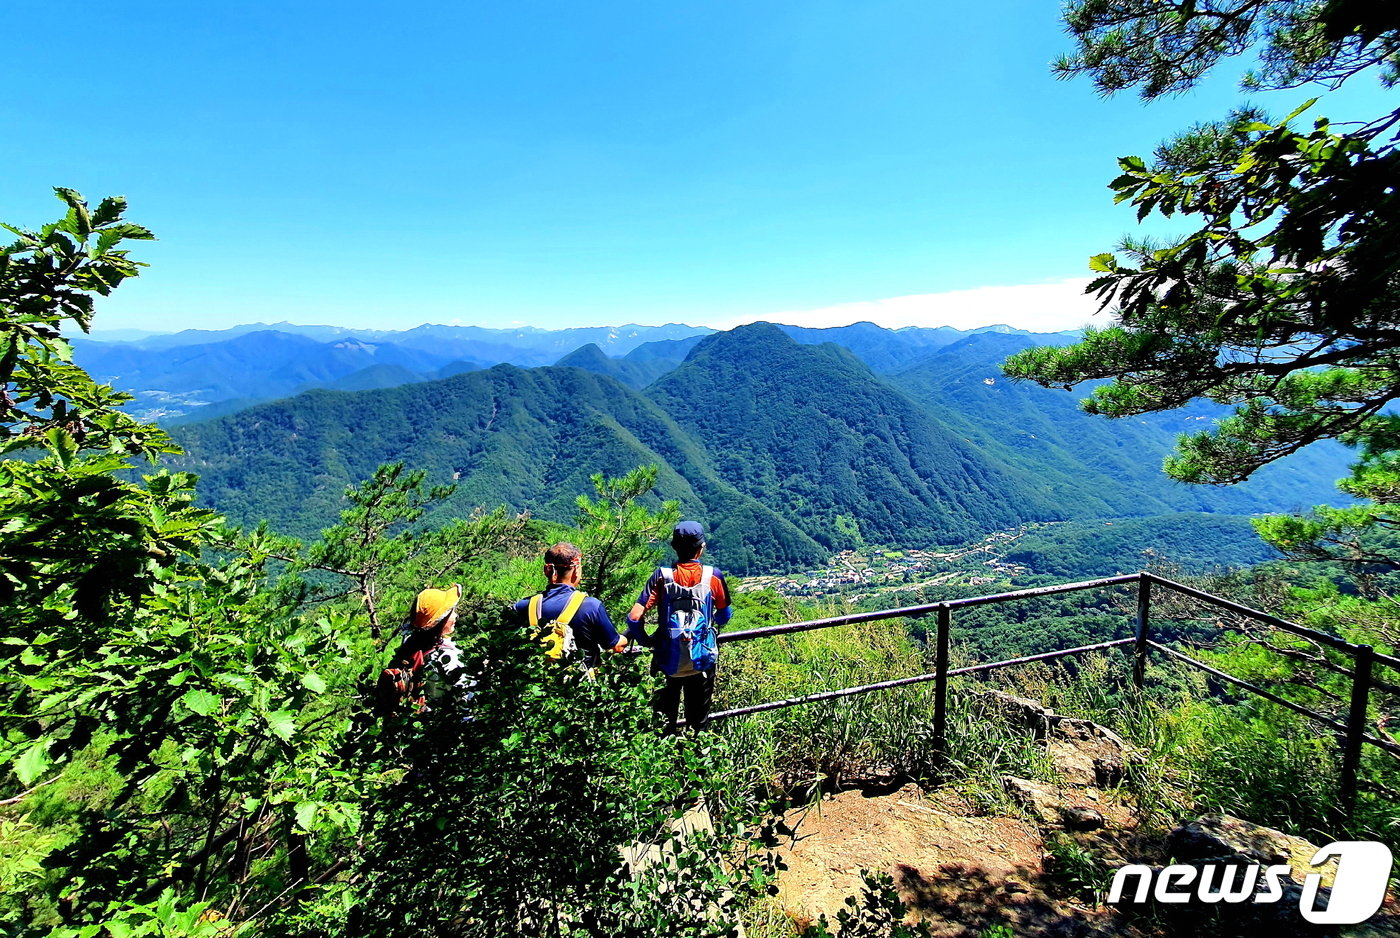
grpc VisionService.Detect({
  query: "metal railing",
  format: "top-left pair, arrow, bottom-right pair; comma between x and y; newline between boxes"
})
710,571 -> 1400,819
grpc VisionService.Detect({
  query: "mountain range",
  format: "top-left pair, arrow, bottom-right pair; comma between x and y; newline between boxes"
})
164,322 -> 1354,574
75,320 -> 1061,422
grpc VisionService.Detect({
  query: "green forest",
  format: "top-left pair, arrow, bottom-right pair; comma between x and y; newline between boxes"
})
163,320 -> 1355,577
1001,515 -> 1276,580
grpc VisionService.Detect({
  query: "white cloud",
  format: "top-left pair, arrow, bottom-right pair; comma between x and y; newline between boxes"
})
711,278 -> 1117,333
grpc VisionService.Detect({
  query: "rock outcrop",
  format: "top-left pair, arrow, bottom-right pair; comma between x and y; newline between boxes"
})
985,691 -> 1140,827
1046,716 -> 1135,787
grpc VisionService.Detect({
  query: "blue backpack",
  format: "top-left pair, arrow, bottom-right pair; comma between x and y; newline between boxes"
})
661,565 -> 717,672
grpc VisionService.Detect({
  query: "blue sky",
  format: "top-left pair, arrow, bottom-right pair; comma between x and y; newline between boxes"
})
3,1 -> 1393,334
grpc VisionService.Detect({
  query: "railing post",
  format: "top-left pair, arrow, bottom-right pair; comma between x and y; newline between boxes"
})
1341,644 -> 1373,824
1133,573 -> 1152,690
933,604 -> 951,767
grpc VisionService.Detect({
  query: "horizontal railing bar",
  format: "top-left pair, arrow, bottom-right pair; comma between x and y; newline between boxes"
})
719,574 -> 1141,644
1147,574 -> 1400,673
712,571 -> 1397,759
944,574 -> 1142,609
708,671 -> 941,721
1145,574 -> 1356,654
946,638 -> 1135,677
708,637 -> 1133,723
718,602 -> 943,644
1147,641 -> 1348,733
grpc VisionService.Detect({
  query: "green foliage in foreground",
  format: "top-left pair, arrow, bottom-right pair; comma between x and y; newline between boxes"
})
0,191 -> 785,937
1008,0 -> 1400,611
312,634 -> 780,938
1014,0 -> 1400,490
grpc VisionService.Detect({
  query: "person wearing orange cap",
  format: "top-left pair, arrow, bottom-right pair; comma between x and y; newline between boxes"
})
376,583 -> 475,716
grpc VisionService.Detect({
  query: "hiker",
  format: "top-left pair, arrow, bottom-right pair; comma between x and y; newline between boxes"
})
376,584 -> 476,717
625,521 -> 731,733
512,541 -> 628,671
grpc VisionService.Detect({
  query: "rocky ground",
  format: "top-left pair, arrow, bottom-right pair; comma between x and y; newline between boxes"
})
766,691 -> 1400,937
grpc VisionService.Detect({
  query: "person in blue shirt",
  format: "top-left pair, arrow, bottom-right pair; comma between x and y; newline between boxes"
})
625,521 -> 731,733
512,541 -> 627,670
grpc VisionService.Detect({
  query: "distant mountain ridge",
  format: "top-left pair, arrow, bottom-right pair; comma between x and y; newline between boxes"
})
89,320 -> 712,356
77,319 -> 1079,421
76,322 -> 714,420
167,322 -> 1353,574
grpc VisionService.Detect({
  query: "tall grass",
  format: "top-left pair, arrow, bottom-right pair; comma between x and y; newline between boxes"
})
716,635 -> 1400,854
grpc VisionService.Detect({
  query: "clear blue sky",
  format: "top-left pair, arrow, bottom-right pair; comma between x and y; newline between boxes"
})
3,1 -> 1392,333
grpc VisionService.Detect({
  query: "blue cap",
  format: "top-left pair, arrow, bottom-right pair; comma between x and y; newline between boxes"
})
671,520 -> 705,551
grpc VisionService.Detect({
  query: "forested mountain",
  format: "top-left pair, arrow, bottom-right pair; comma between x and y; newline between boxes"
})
168,325 -> 1071,571
647,323 -> 1059,548
168,321 -> 1358,574
169,364 -> 830,572
553,343 -> 679,388
320,363 -> 436,392
889,331 -> 1355,517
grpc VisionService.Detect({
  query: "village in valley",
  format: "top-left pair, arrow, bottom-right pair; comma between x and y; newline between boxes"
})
737,525 -> 1047,601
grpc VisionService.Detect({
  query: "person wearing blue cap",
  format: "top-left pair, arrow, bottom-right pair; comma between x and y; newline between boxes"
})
624,521 -> 731,733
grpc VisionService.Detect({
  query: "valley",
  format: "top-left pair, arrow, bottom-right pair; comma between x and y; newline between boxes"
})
737,527 -> 1036,600
736,510 -> 1278,602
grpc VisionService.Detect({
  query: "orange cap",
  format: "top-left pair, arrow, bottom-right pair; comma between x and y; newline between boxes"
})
412,584 -> 462,630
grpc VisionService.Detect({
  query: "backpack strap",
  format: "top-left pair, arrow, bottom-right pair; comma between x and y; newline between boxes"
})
529,590 -> 588,626
697,565 -> 714,600
556,589 -> 588,626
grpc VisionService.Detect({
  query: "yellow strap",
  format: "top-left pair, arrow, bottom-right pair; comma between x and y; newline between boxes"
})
534,590 -> 589,661
557,589 -> 588,626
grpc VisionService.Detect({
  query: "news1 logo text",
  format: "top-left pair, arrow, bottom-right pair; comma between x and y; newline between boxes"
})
1109,841 -> 1394,925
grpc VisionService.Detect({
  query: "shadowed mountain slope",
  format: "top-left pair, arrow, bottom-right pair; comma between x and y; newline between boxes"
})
622,334 -> 708,364
553,343 -> 679,389
888,331 -> 1355,516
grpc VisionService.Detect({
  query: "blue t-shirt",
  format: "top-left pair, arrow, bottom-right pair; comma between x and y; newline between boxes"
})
512,583 -> 620,668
